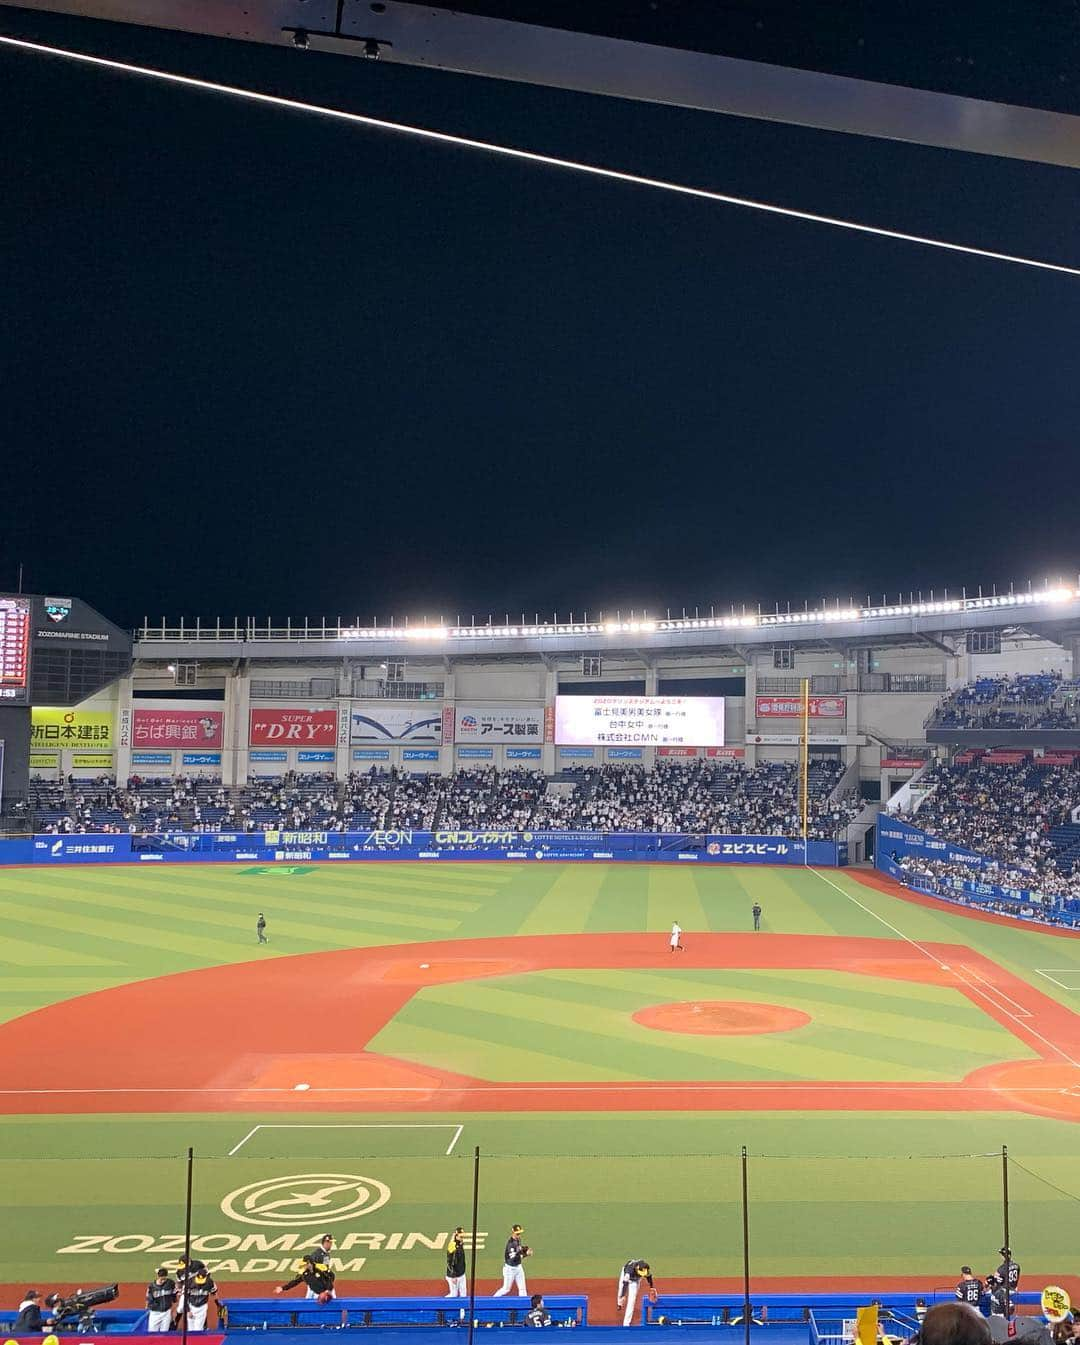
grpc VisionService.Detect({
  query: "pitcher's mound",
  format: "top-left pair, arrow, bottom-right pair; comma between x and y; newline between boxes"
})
632,1000 -> 811,1035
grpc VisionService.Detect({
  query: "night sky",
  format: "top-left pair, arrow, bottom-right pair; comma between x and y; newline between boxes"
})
3,4 -> 1079,628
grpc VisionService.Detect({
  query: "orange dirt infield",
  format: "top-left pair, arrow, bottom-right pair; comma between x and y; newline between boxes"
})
2,930 -> 1080,1118
633,1000 -> 812,1035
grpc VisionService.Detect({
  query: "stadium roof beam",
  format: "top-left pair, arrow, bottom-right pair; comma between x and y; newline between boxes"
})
4,1 -> 1080,169
916,633 -> 956,655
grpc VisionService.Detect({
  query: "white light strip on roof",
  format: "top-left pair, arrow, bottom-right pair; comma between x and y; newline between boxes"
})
3,34 -> 1080,279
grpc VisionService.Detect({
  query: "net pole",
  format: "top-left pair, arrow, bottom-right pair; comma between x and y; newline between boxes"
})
800,678 -> 810,849
467,1146 -> 481,1345
741,1145 -> 751,1345
1002,1145 -> 1011,1321
181,1147 -> 193,1345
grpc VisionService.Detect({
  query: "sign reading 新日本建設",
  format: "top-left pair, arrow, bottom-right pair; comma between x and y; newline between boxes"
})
454,705 -> 545,745
31,707 -> 114,749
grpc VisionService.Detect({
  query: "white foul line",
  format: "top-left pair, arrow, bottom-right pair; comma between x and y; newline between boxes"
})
0,34 -> 1078,280
809,869 -> 1080,1070
808,867 -> 951,969
957,963 -> 1032,1017
228,1122 -> 465,1157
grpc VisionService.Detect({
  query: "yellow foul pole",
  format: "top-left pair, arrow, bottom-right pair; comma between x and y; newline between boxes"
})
799,677 -> 810,845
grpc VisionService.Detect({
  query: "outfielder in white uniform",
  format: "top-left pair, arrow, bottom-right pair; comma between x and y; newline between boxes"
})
670,922 -> 684,952
617,1259 -> 657,1327
493,1224 -> 531,1296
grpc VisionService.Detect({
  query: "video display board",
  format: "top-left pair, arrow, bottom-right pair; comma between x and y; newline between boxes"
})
554,694 -> 725,748
0,596 -> 32,703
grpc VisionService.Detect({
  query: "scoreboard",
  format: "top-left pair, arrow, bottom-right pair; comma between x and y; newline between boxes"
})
0,596 -> 32,704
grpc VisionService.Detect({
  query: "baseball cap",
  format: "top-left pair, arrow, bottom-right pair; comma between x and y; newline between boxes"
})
512,1224 -> 524,1233
156,1268 -> 169,1277
961,1267 -> 973,1275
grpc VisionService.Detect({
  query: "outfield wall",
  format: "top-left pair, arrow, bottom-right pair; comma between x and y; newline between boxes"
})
0,829 -> 843,866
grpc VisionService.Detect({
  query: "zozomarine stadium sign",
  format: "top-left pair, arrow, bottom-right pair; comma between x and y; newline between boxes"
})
4,829 -> 845,866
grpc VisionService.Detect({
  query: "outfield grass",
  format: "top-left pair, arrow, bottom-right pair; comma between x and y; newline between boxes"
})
2,860 -> 1080,1288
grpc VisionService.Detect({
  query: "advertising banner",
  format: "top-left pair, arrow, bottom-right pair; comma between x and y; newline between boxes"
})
608,748 -> 643,759
755,695 -> 847,719
506,747 -> 541,760
182,752 -> 221,767
10,829 -> 842,867
132,708 -> 223,748
454,705 -> 545,744
71,753 -> 115,769
458,747 -> 494,760
350,706 -> 442,743
131,752 -> 172,765
657,746 -> 698,757
249,708 -> 337,747
442,705 -> 455,746
249,750 -> 287,763
559,747 -> 595,759
555,695 -> 725,748
353,748 -> 390,761
544,705 -> 555,743
297,750 -> 335,763
749,733 -> 851,746
31,707 -> 114,750
29,753 -> 58,771
881,758 -> 927,769
402,748 -> 440,762
707,746 -> 745,758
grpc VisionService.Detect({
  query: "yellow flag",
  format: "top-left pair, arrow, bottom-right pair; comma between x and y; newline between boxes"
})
856,1305 -> 879,1345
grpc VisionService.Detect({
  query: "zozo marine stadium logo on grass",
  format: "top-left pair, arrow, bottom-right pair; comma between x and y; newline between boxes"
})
221,1173 -> 391,1226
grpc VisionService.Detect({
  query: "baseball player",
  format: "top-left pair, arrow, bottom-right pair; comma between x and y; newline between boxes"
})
955,1267 -> 984,1306
669,922 -> 684,953
445,1227 -> 468,1298
177,1264 -> 217,1333
145,1267 -> 177,1333
751,902 -> 762,931
492,1224 -> 531,1296
257,912 -> 268,944
617,1259 -> 657,1327
275,1253 -> 336,1302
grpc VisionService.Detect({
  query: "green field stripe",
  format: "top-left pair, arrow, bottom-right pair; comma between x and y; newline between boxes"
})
0,931 -> 121,967
0,904 -> 241,962
647,867 -> 707,938
583,865 -> 650,933
368,1020 -> 645,1081
517,864 -> 608,936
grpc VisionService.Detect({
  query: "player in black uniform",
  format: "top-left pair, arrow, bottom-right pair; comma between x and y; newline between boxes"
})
276,1254 -> 336,1302
493,1224 -> 531,1296
956,1268 -> 984,1307
146,1268 -> 178,1333
445,1227 -> 467,1298
994,1248 -> 1020,1294
617,1259 -> 657,1327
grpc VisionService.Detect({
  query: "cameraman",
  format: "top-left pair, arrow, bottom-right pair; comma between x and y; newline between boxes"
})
13,1291 -> 53,1334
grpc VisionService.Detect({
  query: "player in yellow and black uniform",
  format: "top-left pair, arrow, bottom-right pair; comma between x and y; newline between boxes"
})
617,1260 -> 657,1327
276,1254 -> 336,1303
445,1227 -> 468,1298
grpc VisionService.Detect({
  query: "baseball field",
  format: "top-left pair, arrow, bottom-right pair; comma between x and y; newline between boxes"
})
2,859 -> 1080,1313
